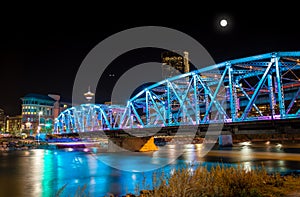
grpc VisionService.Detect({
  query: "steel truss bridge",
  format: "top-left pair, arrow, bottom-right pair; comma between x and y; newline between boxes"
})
54,52 -> 300,134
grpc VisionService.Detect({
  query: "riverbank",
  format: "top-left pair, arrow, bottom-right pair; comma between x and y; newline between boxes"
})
119,165 -> 300,197
0,138 -> 39,151
0,137 -> 57,151
53,163 -> 300,197
1,132 -> 300,152
232,133 -> 300,144
154,133 -> 300,147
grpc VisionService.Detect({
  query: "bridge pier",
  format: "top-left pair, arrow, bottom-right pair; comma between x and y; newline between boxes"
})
107,136 -> 159,152
218,135 -> 233,147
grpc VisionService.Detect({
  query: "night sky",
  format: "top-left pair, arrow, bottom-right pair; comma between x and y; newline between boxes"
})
1,11 -> 299,116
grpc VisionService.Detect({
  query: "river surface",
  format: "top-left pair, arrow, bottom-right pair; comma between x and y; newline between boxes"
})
1,141 -> 300,197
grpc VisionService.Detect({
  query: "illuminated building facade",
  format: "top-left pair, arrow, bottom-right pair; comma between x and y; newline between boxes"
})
21,93 -> 71,134
0,108 -> 5,132
6,115 -> 22,133
161,50 -> 190,79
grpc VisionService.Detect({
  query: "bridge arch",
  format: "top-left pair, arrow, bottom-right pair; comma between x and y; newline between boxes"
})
54,51 -> 300,134
54,104 -> 125,133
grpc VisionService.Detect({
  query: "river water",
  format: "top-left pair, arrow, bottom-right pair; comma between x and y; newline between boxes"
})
0,141 -> 300,197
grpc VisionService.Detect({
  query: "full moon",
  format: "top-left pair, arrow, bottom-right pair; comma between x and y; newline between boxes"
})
220,19 -> 228,27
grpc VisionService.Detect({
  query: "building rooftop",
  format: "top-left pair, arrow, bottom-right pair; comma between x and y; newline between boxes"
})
21,93 -> 56,101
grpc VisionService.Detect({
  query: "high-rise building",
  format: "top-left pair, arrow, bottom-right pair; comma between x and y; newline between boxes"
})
83,86 -> 95,102
0,108 -> 5,132
6,115 -> 22,133
161,50 -> 190,79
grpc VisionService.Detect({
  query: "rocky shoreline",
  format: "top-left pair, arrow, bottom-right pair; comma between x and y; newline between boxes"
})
0,137 -> 51,151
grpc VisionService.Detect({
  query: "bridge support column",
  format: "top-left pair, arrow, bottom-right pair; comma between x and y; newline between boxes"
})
218,135 -> 233,147
108,136 -> 159,152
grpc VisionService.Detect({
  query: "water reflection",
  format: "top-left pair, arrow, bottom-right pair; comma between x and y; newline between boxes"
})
240,144 -> 254,160
0,142 -> 300,197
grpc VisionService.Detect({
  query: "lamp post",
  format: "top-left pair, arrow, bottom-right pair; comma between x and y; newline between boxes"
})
38,111 -> 43,125
37,111 -> 43,144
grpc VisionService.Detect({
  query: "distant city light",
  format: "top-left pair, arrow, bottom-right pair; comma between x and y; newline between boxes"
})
276,143 -> 282,148
240,141 -> 251,146
67,148 -> 73,152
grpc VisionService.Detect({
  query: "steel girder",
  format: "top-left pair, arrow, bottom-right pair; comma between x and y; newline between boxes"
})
54,104 -> 125,133
54,51 -> 300,133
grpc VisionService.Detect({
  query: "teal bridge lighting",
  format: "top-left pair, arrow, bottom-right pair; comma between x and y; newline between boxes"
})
54,51 -> 300,133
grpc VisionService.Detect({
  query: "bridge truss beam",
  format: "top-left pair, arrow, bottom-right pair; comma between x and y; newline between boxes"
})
54,52 -> 300,134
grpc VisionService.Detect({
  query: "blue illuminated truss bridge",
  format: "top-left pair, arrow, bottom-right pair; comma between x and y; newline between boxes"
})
54,51 -> 300,134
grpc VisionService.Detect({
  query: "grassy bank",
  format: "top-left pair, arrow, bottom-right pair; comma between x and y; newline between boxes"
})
55,163 -> 300,197
132,164 -> 300,197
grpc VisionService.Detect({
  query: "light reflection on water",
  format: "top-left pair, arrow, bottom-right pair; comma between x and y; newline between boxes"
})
0,143 -> 300,197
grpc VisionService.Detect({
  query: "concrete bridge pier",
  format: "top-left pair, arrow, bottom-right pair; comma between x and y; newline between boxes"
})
218,135 -> 233,147
107,136 -> 159,152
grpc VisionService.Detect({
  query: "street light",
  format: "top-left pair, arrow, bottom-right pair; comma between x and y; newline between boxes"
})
38,111 -> 43,126
37,111 -> 43,144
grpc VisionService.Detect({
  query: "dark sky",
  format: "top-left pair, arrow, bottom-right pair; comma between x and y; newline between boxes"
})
1,11 -> 299,116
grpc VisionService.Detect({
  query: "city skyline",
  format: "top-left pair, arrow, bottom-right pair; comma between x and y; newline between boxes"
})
1,12 -> 299,116
1,10 -> 300,197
